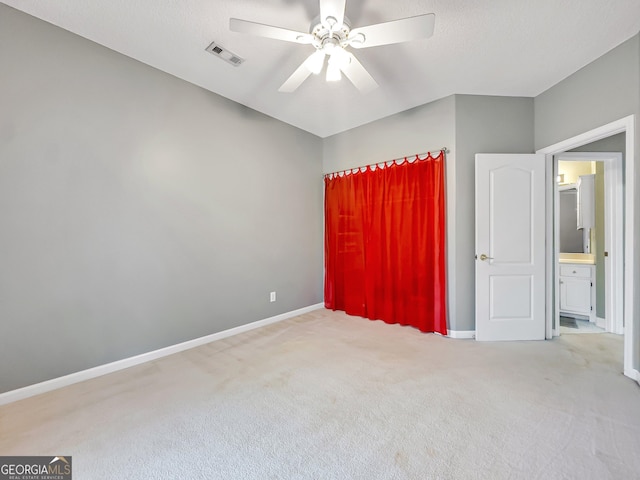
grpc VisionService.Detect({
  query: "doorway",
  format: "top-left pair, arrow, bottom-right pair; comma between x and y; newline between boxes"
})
554,152 -> 624,337
537,115 -> 637,382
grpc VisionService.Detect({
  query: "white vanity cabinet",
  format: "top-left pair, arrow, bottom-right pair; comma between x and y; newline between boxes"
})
559,263 -> 595,321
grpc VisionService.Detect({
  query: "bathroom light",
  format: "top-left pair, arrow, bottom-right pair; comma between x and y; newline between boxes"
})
557,174 -> 565,184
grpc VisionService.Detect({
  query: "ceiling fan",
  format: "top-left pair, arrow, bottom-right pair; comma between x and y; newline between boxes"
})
229,0 -> 435,94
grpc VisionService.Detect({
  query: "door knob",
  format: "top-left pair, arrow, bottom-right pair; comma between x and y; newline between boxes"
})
479,253 -> 493,261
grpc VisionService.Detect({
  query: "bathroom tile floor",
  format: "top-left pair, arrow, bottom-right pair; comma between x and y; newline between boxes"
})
560,316 -> 606,334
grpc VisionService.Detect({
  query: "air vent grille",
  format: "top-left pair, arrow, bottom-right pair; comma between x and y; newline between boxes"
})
205,41 -> 244,67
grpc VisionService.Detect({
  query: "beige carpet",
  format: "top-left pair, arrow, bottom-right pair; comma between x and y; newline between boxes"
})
1,309 -> 639,479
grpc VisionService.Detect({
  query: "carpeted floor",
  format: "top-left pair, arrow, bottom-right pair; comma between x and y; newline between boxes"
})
1,309 -> 639,479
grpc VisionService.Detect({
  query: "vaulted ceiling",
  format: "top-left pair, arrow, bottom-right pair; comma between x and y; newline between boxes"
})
4,0 -> 640,137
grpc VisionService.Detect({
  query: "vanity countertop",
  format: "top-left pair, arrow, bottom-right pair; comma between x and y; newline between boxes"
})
558,253 -> 595,265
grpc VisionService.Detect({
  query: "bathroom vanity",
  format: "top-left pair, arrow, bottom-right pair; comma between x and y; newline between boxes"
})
558,172 -> 597,323
558,257 -> 596,322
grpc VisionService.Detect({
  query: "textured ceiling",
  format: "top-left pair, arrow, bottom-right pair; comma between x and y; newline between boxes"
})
4,0 -> 640,138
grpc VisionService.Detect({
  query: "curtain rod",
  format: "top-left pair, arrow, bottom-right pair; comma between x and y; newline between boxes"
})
324,147 -> 448,178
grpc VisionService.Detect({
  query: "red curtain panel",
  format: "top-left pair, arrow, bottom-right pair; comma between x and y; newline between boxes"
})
324,152 -> 447,335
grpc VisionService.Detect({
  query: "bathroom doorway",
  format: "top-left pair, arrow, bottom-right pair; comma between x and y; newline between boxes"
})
554,145 -> 624,337
538,116 -> 636,383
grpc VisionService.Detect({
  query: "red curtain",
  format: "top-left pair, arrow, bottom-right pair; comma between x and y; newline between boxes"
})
324,152 -> 447,335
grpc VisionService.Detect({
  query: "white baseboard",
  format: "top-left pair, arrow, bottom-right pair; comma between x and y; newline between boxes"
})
624,367 -> 640,384
0,303 -> 324,406
596,317 -> 606,329
447,330 -> 476,339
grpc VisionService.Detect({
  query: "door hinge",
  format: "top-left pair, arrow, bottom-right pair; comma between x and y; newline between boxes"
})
591,306 -> 593,311
590,282 -> 593,287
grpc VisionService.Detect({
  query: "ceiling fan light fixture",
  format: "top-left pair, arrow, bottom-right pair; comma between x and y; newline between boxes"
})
304,50 -> 326,74
321,36 -> 340,53
326,62 -> 342,82
330,47 -> 351,68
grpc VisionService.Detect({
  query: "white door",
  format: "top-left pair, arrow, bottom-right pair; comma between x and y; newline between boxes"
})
475,154 -> 546,341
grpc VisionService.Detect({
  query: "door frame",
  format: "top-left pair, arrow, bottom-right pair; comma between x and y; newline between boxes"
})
554,153 -> 623,335
537,115 -> 637,381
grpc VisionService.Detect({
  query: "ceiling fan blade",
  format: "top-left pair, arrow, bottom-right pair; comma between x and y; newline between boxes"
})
340,53 -> 378,94
319,0 -> 346,28
230,18 -> 314,44
278,59 -> 314,93
348,13 -> 435,49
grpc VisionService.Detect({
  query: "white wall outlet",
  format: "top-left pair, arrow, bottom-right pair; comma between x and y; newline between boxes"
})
270,291 -> 276,302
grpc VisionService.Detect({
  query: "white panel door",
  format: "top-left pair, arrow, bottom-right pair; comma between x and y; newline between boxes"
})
475,154 -> 546,341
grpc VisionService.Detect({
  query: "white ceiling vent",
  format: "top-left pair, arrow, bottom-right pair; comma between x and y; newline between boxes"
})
205,41 -> 244,67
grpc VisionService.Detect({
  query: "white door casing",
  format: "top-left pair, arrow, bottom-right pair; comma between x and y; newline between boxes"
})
537,115 -> 635,382
475,154 -> 546,341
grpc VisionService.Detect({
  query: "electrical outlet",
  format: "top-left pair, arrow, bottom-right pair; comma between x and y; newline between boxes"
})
270,292 -> 276,302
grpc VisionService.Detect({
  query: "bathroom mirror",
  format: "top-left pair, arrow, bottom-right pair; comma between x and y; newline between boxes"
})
559,187 -> 585,253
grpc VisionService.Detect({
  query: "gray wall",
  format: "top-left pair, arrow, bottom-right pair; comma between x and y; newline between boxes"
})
322,95 -> 534,332
535,36 -> 640,150
570,133 -> 627,319
0,5 -> 323,393
569,133 -> 626,156
535,34 -> 640,371
454,95 -> 535,331
322,96 -> 456,174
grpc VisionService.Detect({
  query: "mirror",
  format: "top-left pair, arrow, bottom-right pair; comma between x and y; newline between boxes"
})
559,187 -> 585,253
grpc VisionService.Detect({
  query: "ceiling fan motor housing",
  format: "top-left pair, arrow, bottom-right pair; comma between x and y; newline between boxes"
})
309,15 -> 352,51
